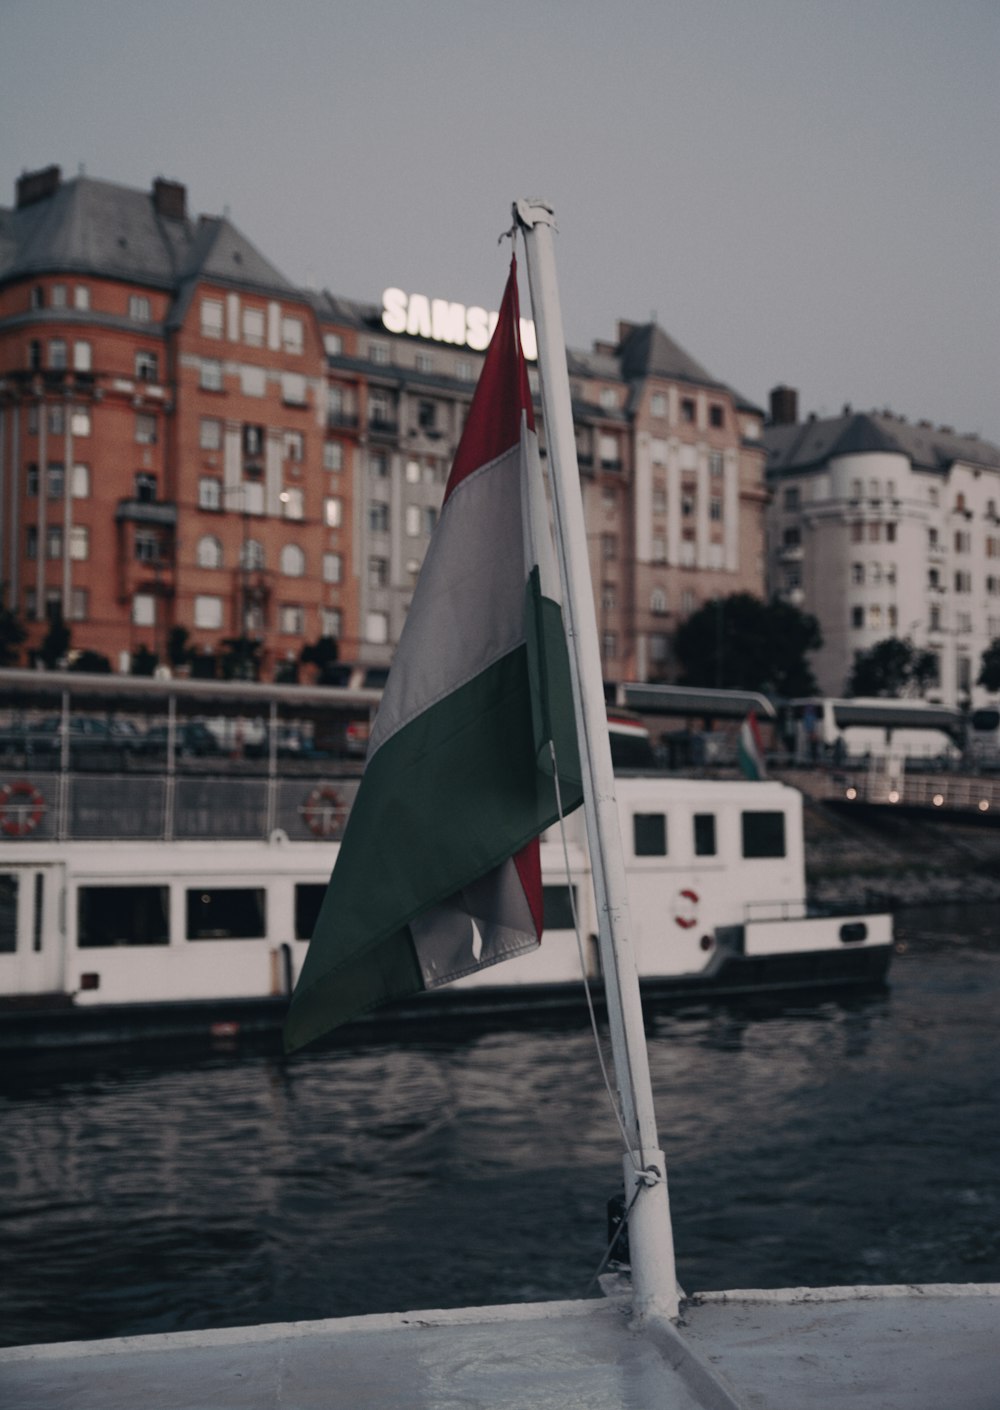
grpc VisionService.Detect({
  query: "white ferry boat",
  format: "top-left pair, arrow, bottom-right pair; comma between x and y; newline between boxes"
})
0,670 -> 892,1051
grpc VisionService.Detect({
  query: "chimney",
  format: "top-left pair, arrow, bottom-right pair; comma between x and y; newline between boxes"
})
616,320 -> 638,344
769,385 -> 798,425
152,177 -> 187,221
16,164 -> 62,208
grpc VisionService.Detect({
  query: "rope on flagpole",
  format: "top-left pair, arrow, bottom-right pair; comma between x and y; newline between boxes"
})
548,738 -> 639,1172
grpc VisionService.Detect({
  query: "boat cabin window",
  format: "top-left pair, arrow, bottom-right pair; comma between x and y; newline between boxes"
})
78,885 -> 169,947
186,887 -> 266,940
295,883 -> 327,941
0,875 -> 17,953
740,811 -> 786,859
633,813 -> 667,856
542,884 -> 578,930
693,813 -> 716,857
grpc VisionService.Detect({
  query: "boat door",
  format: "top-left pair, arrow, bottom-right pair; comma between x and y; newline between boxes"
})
0,865 -> 66,997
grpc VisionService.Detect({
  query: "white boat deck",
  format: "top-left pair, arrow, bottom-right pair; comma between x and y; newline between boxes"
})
3,1284 -> 998,1410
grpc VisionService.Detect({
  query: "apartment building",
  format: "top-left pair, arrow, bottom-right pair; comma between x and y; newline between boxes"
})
1,165 -> 767,681
765,387 -> 1000,706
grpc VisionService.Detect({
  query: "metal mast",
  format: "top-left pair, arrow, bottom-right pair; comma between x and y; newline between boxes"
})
515,200 -> 679,1322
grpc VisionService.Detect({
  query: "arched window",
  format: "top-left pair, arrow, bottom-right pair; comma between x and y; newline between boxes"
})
650,586 -> 667,615
281,543 -> 305,577
241,539 -> 265,571
196,535 -> 222,569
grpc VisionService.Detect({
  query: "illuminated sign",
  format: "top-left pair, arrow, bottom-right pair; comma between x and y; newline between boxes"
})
382,288 -> 537,360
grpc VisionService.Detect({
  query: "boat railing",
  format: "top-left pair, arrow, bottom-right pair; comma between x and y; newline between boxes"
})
0,765 -> 361,844
744,898 -> 809,924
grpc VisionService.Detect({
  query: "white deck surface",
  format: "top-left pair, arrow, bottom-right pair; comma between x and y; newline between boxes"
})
2,1285 -> 998,1410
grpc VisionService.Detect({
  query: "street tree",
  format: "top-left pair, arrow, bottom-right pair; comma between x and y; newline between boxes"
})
847,637 -> 939,697
673,593 -> 822,697
978,638 -> 1000,694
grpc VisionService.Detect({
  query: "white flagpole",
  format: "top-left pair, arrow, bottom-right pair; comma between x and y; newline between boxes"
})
514,199 -> 679,1322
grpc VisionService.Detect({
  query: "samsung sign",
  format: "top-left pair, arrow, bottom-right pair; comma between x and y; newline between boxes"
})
382,288 -> 537,361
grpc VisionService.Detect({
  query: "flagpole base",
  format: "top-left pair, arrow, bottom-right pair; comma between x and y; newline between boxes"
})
622,1150 -> 680,1324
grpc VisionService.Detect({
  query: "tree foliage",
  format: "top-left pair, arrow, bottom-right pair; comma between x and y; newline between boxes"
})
38,611 -> 71,670
300,635 -> 341,684
673,594 -> 822,697
847,637 -> 939,698
978,638 -> 1000,694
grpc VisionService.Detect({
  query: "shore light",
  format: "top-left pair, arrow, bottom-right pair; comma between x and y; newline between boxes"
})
845,787 -> 857,800
888,790 -> 900,804
933,794 -> 944,807
979,800 -> 990,812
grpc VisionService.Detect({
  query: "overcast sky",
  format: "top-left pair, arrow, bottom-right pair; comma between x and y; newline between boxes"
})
3,0 -> 998,439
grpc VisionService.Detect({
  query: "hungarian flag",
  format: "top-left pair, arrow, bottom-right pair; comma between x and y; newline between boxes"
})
737,710 -> 767,780
284,259 -> 582,1051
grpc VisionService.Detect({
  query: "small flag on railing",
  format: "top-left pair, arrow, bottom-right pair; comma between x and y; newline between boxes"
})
284,258 -> 582,1052
738,710 -> 767,780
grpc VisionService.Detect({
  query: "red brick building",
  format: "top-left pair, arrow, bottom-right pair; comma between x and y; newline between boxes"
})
0,166 -> 357,676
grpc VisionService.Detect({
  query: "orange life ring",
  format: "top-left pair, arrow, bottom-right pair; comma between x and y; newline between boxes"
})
674,888 -> 699,930
301,786 -> 347,838
0,780 -> 46,837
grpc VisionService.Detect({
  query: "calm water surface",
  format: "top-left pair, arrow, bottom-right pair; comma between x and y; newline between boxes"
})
1,901 -> 998,1348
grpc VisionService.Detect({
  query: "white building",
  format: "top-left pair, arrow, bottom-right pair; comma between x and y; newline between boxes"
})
764,388 -> 1000,707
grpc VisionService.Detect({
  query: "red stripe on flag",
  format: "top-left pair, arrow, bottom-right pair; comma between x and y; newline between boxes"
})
512,836 -> 544,939
443,258 -> 534,504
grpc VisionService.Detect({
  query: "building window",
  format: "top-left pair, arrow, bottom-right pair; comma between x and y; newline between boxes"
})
281,316 -> 304,354
73,341 -> 92,372
49,339 -> 67,370
194,594 -> 223,629
405,459 -> 421,485
325,497 -> 343,528
369,451 -> 389,478
424,507 -> 438,535
886,522 -> 897,543
135,529 -> 160,563
279,604 -> 305,635
710,497 -> 723,522
368,556 -> 389,589
200,359 -> 223,392
70,588 -> 88,622
200,418 -> 222,451
681,398 -> 696,423
51,283 -> 67,308
69,526 -> 89,561
243,307 -> 265,346
868,522 -> 881,542
651,586 -> 667,615
955,571 -> 972,594
954,530 -> 971,553
201,299 -> 224,338
851,606 -> 864,628
133,593 -> 156,627
28,340 -> 42,371
321,608 -> 342,638
652,488 -> 667,515
74,285 -> 90,311
46,463 -> 65,499
650,392 -> 667,418
783,526 -> 800,548
369,341 -> 389,365
133,472 -> 156,503
324,332 -> 343,357
281,487 -> 304,520
709,451 -> 724,477
281,373 -> 307,406
370,501 -> 391,534
135,350 -> 158,382
240,365 -> 266,397
651,536 -> 666,564
783,486 -> 800,511
241,539 -> 265,570
603,631 -> 618,659
868,605 -> 882,629
601,533 -> 617,560
599,387 -> 618,410
416,351 -> 434,373
281,544 -> 305,577
283,431 -> 304,464
324,441 -> 343,472
25,526 -> 38,560
196,535 -> 223,569
851,563 -> 865,585
418,399 -> 437,431
72,408 -> 95,439
366,611 -> 389,644
199,477 -> 221,510
709,403 -> 725,428
72,464 -> 90,499
46,527 -> 63,560
135,413 -> 157,445
129,295 -> 151,323
322,552 -> 342,584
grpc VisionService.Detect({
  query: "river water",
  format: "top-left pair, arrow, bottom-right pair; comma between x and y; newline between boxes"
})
1,902 -> 998,1349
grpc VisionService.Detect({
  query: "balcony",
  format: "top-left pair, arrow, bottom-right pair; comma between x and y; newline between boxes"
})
368,417 -> 399,439
116,499 -> 178,527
